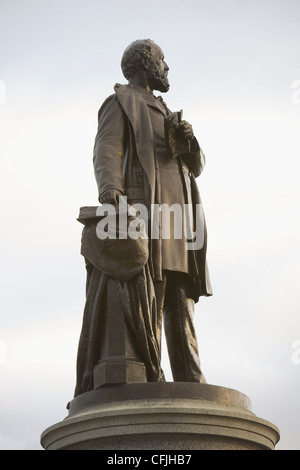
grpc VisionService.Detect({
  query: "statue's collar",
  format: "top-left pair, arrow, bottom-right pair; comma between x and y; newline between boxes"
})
114,83 -> 167,114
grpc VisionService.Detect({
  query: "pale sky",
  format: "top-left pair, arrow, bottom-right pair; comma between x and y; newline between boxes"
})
0,0 -> 300,450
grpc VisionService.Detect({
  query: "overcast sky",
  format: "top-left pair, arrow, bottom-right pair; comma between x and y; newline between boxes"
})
0,0 -> 299,450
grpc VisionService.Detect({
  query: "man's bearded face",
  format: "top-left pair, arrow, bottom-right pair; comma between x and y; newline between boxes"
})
147,45 -> 170,93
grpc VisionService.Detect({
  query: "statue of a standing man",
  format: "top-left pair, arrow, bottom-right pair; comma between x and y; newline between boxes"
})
74,39 -> 212,397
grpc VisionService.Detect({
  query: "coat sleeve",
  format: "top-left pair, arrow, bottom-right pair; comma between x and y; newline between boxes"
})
180,137 -> 206,179
164,111 -> 206,179
187,137 -> 206,178
93,94 -> 126,199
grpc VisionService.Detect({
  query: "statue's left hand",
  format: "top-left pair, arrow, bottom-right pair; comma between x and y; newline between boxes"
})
178,120 -> 194,141
99,188 -> 123,205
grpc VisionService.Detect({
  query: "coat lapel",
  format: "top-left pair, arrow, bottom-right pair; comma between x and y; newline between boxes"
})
114,84 -> 156,204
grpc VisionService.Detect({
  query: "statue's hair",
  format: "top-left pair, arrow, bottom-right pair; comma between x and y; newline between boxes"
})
121,39 -> 156,80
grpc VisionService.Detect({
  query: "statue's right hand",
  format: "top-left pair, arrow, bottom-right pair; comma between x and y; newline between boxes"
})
99,189 -> 123,205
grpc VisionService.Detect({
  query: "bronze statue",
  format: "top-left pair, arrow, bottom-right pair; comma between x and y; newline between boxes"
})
74,39 -> 212,397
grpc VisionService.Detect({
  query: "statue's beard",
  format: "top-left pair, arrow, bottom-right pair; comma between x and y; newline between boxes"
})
148,65 -> 170,93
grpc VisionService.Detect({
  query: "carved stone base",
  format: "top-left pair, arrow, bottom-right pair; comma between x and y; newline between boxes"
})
40,383 -> 280,450
93,357 -> 147,388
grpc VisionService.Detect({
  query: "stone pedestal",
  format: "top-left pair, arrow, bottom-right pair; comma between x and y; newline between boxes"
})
41,383 -> 279,450
92,278 -> 148,388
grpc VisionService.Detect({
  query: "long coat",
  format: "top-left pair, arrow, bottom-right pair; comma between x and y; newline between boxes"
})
74,85 -> 212,396
93,84 -> 212,300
